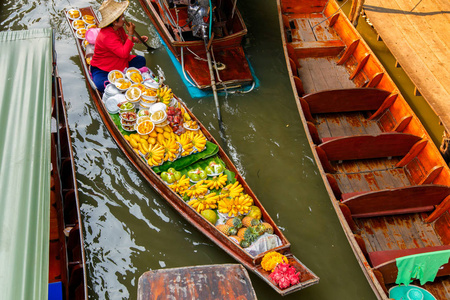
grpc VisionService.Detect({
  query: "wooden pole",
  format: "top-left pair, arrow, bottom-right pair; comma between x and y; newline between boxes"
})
349,0 -> 365,27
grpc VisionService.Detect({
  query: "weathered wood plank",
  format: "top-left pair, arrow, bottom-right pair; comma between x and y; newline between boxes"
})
137,264 -> 257,300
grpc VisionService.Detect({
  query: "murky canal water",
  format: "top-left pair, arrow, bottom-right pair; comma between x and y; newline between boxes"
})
3,0 -> 440,299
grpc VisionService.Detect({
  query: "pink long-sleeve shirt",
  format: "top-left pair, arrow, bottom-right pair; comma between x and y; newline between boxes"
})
90,27 -> 136,72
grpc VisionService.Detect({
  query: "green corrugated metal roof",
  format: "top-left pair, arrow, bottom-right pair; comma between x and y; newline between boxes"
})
0,28 -> 53,300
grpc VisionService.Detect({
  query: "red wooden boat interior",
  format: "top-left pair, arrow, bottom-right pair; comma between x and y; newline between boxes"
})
278,0 -> 450,299
139,0 -> 254,90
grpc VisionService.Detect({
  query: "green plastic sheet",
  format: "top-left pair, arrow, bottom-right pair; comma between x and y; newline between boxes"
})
0,28 -> 53,300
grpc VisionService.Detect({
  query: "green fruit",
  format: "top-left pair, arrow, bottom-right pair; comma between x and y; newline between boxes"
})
173,171 -> 182,180
165,172 -> 176,184
168,167 -> 176,173
209,161 -> 224,174
190,173 -> 200,181
199,169 -> 207,179
201,209 -> 218,224
161,172 -> 169,181
205,166 -> 213,175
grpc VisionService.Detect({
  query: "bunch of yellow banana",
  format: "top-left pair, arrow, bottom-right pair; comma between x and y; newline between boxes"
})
168,175 -> 190,194
157,86 -> 173,104
224,182 -> 244,198
183,180 -> 208,198
188,131 -> 207,151
205,173 -> 228,190
161,138 -> 179,161
218,193 -> 253,217
146,144 -> 165,166
187,192 -> 219,213
176,133 -> 194,156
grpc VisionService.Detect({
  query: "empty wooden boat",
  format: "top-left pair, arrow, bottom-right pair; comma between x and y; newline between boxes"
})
278,0 -> 450,299
65,7 -> 318,295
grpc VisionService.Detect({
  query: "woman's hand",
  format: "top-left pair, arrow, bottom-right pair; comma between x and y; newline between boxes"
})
139,36 -> 149,43
126,21 -> 136,36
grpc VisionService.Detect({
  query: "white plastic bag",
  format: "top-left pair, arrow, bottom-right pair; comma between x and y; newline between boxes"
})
245,233 -> 282,256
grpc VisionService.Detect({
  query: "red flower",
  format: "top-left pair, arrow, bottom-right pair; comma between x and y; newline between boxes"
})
269,263 -> 300,289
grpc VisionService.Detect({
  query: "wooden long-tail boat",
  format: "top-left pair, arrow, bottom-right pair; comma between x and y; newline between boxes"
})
65,7 -> 319,296
51,56 -> 89,300
138,0 -> 254,91
278,0 -> 450,299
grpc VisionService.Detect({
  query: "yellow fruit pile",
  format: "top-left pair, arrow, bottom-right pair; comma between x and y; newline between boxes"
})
161,138 -> 179,161
129,72 -> 143,83
182,180 -> 208,198
205,173 -> 228,190
217,193 -> 254,217
187,192 -> 219,213
157,86 -> 173,105
186,131 -> 207,152
176,133 -> 194,156
168,175 -> 190,194
220,182 -> 244,199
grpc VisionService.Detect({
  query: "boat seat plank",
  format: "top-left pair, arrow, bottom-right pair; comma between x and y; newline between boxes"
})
298,57 -> 356,93
308,18 -> 340,41
290,40 -> 345,58
314,112 -> 383,143
318,133 -> 422,162
342,184 -> 450,218
369,246 -> 450,284
411,214 -> 443,246
290,18 -> 317,42
333,160 -> 360,174
394,215 -> 428,248
302,88 -> 391,115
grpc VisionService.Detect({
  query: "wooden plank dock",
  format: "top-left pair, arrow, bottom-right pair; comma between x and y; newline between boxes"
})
363,0 -> 450,141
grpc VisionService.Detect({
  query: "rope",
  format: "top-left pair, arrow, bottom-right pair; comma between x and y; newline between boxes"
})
311,0 -> 349,30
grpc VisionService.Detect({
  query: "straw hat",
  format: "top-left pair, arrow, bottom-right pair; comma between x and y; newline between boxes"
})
98,0 -> 129,28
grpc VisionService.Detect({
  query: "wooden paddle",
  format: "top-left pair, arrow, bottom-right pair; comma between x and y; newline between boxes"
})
124,19 -> 154,51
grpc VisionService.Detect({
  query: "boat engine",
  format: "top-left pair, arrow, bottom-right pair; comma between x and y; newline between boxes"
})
186,0 -> 213,39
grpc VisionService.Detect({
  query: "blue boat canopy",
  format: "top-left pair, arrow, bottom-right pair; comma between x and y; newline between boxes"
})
0,28 -> 53,300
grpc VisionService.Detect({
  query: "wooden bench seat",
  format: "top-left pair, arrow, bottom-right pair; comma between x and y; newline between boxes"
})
290,40 -> 345,58
341,184 -> 450,218
317,132 -> 422,162
369,245 -> 450,284
303,88 -> 391,114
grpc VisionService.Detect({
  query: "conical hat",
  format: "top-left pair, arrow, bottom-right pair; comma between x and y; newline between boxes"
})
98,0 -> 129,28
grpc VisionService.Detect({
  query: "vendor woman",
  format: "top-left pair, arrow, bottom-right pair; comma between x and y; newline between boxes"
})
90,0 -> 148,92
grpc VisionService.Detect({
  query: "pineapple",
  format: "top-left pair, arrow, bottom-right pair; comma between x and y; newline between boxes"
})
230,235 -> 242,244
243,226 -> 259,243
254,224 -> 266,236
226,217 -> 243,229
242,216 -> 260,228
216,224 -> 232,236
237,227 -> 248,240
261,222 -> 273,234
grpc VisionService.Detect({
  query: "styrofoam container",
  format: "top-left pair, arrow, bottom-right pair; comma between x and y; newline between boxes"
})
149,102 -> 167,114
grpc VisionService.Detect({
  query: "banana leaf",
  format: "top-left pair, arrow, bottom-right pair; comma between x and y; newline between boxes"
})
152,141 -> 219,173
